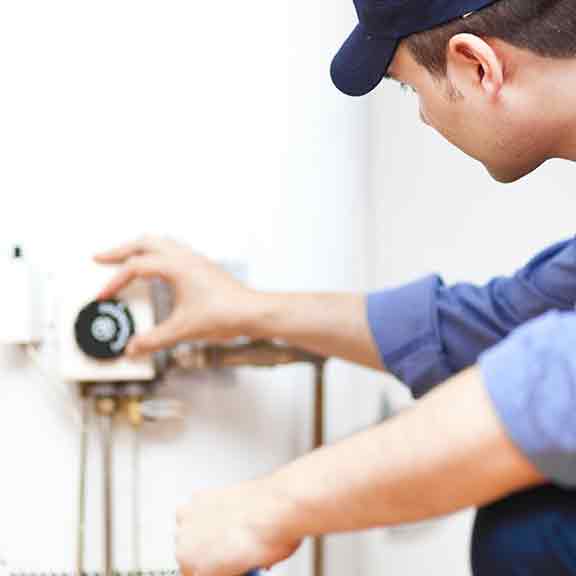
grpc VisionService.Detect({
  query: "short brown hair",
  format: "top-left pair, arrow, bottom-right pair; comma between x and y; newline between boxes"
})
405,0 -> 576,76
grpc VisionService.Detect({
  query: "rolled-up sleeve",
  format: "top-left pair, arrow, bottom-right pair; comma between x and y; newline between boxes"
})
367,238 -> 576,397
479,311 -> 576,487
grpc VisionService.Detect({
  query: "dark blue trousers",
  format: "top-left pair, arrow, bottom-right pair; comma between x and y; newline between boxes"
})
471,485 -> 576,575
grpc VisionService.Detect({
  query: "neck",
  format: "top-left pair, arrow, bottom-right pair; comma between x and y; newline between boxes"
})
534,58 -> 576,161
502,41 -> 576,163
559,118 -> 576,163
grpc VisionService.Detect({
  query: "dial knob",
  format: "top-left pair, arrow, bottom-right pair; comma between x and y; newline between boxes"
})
74,299 -> 135,359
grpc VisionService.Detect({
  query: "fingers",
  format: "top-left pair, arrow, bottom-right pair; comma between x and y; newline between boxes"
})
97,255 -> 163,300
94,236 -> 159,264
126,316 -> 186,356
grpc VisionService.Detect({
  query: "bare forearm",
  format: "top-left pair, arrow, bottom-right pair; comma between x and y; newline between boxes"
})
266,366 -> 543,539
244,292 -> 382,370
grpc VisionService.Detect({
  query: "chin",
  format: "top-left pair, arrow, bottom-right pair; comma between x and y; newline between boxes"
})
487,169 -> 523,184
485,160 -> 544,184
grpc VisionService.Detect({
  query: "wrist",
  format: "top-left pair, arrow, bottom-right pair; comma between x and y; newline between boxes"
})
251,473 -> 309,545
239,291 -> 283,340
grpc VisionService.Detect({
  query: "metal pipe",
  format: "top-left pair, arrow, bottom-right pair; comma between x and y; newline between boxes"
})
312,361 -> 326,576
101,412 -> 113,576
76,395 -> 89,576
95,396 -> 117,576
130,412 -> 142,573
313,361 -> 325,449
170,340 -> 322,370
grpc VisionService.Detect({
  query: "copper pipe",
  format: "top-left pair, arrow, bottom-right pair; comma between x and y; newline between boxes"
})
170,340 -> 322,370
312,361 -> 326,576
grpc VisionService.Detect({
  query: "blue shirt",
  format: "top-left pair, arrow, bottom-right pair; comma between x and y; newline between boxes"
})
366,237 -> 576,486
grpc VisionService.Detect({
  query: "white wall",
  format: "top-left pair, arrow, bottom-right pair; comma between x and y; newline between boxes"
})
0,1 -> 370,574
364,80 -> 576,575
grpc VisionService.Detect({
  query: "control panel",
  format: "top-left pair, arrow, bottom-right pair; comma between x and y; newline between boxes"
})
56,261 -> 155,382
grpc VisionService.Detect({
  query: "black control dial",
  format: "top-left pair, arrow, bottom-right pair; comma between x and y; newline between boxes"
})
74,299 -> 135,359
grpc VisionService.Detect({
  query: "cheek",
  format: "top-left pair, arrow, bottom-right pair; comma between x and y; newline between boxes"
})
418,97 -> 455,137
419,98 -> 488,160
419,88 -> 476,139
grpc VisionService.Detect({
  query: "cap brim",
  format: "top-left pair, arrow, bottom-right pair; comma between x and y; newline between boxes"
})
331,25 -> 398,97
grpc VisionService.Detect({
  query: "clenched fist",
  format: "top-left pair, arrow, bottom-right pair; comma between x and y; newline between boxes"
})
175,481 -> 301,576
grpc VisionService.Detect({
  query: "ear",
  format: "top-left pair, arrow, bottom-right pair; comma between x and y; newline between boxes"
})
446,33 -> 503,97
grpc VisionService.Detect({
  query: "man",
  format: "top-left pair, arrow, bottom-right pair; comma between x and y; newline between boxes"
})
95,1 -> 576,574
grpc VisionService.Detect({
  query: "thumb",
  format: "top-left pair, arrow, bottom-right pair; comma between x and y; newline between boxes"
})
126,318 -> 185,356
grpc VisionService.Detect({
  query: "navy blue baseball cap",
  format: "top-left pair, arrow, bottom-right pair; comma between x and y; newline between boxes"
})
331,0 -> 499,96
